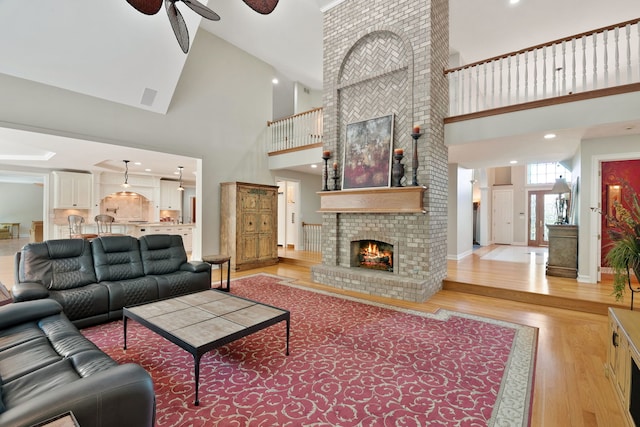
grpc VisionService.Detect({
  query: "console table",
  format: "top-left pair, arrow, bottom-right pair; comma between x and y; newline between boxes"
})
546,224 -> 578,278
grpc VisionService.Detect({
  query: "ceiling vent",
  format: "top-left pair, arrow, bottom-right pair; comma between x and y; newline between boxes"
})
140,88 -> 158,107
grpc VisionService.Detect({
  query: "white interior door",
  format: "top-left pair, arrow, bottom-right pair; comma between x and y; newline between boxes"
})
285,181 -> 299,248
492,188 -> 513,244
277,181 -> 285,246
276,180 -> 300,249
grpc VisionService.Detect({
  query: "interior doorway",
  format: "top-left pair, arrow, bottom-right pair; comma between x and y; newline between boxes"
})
276,179 -> 300,249
528,190 -> 557,246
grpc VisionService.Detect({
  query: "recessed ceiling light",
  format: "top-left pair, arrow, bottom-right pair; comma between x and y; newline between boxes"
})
509,0 -> 520,4
145,168 -> 151,172
510,160 -> 518,164
311,164 -> 318,168
134,162 -> 142,165
544,133 -> 556,139
272,78 -> 279,84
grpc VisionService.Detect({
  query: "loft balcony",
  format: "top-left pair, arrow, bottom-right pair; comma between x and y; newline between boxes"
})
446,18 -> 640,120
268,18 -> 640,171
267,107 -> 324,173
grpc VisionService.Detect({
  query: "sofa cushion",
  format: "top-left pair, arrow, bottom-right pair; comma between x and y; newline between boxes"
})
155,271 -> 211,298
139,234 -> 188,275
49,284 -> 109,323
19,240 -> 97,291
1,360 -> 81,410
101,277 -> 159,320
92,236 -> 145,282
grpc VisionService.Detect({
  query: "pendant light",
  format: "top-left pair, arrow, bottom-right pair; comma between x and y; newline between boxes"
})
121,160 -> 131,188
177,166 -> 184,191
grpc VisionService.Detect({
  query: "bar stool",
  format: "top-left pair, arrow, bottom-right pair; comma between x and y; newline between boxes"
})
202,254 -> 231,292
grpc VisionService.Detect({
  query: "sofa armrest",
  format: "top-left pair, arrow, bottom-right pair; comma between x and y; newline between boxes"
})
0,299 -> 62,330
11,282 -> 49,302
181,261 -> 211,273
0,363 -> 155,427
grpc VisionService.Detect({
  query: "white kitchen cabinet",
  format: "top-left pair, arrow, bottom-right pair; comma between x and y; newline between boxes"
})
53,171 -> 92,209
159,180 -> 182,211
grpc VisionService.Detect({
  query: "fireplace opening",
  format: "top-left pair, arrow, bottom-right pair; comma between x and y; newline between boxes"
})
351,240 -> 394,272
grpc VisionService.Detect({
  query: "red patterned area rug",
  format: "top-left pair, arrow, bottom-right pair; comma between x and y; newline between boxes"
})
82,274 -> 538,427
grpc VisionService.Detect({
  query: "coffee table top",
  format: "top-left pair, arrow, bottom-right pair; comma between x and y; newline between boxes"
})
125,290 -> 289,349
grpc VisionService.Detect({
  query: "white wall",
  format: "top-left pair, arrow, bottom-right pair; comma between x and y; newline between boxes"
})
0,30 -> 276,256
273,72 -> 295,120
0,182 -> 44,237
294,82 -> 323,113
447,164 -> 474,259
510,165 -> 528,245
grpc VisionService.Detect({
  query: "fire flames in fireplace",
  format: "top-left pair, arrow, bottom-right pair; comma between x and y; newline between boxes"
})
356,240 -> 393,272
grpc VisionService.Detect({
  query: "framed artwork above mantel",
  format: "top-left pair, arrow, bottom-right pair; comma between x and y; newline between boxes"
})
342,114 -> 394,190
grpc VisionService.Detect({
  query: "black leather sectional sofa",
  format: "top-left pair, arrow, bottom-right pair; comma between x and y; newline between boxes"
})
0,299 -> 156,427
12,234 -> 212,328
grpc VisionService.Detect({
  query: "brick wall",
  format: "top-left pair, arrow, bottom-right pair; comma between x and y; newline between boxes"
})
311,0 -> 449,302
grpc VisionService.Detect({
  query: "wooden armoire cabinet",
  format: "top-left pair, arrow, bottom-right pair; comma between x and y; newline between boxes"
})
220,182 -> 279,271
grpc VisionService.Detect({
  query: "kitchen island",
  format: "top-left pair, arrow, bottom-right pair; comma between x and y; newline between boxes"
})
53,222 -> 194,252
131,223 -> 194,252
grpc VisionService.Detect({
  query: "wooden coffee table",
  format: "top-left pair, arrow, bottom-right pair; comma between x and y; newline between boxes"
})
123,289 -> 290,405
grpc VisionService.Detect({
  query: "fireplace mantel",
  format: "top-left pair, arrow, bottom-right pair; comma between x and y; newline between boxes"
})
318,186 -> 426,213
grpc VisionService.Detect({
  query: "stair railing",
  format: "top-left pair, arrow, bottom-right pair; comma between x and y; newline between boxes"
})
302,222 -> 322,253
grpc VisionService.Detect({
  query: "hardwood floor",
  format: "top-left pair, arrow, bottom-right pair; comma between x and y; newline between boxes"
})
0,240 -> 630,425
444,245 -> 626,315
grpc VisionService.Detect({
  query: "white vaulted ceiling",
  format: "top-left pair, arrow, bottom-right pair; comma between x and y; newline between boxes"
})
0,0 -> 638,176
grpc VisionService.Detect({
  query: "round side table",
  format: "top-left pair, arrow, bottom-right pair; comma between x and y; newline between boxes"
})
202,254 -> 231,292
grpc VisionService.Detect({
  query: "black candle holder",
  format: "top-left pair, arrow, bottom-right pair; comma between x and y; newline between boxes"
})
391,152 -> 404,187
332,167 -> 341,191
411,132 -> 423,186
322,152 -> 331,191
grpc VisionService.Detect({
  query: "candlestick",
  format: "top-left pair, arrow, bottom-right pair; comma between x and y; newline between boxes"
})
391,152 -> 405,187
411,131 -> 423,186
332,166 -> 341,191
413,125 -> 420,134
322,150 -> 331,191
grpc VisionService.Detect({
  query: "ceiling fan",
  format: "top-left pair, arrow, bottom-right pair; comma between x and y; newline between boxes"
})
126,0 -> 279,53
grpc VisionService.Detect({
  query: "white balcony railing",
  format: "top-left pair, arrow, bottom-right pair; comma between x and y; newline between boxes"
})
446,18 -> 640,117
268,107 -> 323,153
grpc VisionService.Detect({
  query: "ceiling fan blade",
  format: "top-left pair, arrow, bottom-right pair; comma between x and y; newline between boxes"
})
126,0 -> 163,15
180,0 -> 220,21
242,0 -> 279,15
165,0 -> 190,53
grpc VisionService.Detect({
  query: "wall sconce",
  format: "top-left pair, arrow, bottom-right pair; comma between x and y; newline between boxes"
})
551,175 -> 571,224
177,166 -> 184,191
121,160 -> 131,189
